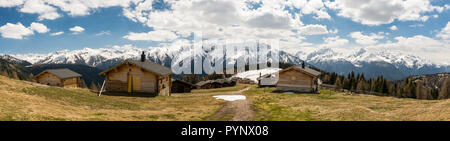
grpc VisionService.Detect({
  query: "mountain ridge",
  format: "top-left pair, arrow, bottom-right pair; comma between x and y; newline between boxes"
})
7,44 -> 449,80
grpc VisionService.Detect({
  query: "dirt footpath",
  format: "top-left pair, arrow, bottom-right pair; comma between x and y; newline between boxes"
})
208,87 -> 255,121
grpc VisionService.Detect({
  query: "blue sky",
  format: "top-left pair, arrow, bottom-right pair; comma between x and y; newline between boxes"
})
0,0 -> 449,61
0,6 -> 157,54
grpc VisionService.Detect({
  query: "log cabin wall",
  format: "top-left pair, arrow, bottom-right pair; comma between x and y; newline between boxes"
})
105,64 -> 158,93
158,75 -> 171,96
62,77 -> 79,88
276,69 -> 315,92
36,72 -> 62,86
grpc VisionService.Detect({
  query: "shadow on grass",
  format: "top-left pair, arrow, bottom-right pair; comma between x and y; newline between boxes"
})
100,91 -> 158,98
271,90 -> 319,94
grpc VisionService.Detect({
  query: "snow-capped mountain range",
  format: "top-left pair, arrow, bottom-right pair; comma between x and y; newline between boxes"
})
297,48 -> 438,69
11,44 -> 303,70
4,44 -> 449,80
296,48 -> 449,80
0,54 -> 31,66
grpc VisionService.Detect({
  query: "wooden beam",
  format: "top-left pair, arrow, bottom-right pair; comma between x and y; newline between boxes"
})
98,79 -> 106,96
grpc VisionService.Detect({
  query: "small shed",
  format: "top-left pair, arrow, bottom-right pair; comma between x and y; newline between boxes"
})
276,64 -> 321,93
98,52 -> 173,96
212,79 -> 225,88
223,78 -> 236,87
35,68 -> 82,88
257,73 -> 278,87
171,79 -> 195,93
237,78 -> 256,84
195,80 -> 214,89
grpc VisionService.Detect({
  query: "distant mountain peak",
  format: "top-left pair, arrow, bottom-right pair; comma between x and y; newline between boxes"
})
6,44 -> 449,81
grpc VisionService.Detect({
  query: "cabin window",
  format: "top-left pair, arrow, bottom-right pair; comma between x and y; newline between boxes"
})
291,76 -> 297,81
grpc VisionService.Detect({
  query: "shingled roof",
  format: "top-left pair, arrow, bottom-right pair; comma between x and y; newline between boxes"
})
171,78 -> 194,86
99,60 -> 172,76
280,66 -> 321,77
195,80 -> 213,86
36,69 -> 81,79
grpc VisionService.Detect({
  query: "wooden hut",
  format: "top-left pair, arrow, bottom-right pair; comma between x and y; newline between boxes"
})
236,78 -> 256,84
276,63 -> 321,93
212,79 -> 225,88
35,68 -> 82,88
195,80 -> 214,89
171,79 -> 195,93
223,78 -> 236,87
98,52 -> 173,96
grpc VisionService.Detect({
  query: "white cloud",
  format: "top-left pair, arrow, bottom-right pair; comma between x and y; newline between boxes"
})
0,0 -> 133,20
436,22 -> 450,40
279,35 -> 308,52
0,22 -> 34,39
0,0 -> 333,49
329,28 -> 339,34
123,30 -> 178,42
19,0 -> 61,20
50,31 -> 64,36
409,24 -> 424,28
69,26 -> 85,34
368,35 -> 450,64
246,13 -> 292,29
95,30 -> 111,36
349,32 -> 384,45
321,36 -> 349,47
326,0 -> 444,25
30,22 -> 49,33
0,22 -> 51,39
297,24 -> 330,35
390,25 -> 398,31
121,0 -> 322,46
0,0 -> 24,7
286,0 -> 331,19
45,0 -> 131,17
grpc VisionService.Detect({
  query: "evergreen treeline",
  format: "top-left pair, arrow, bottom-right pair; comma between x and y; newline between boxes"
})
320,71 -> 450,100
0,58 -> 32,80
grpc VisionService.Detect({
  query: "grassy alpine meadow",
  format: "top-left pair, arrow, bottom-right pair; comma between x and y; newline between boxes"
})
243,85 -> 450,121
2,75 -> 450,121
190,84 -> 250,94
0,75 -> 227,121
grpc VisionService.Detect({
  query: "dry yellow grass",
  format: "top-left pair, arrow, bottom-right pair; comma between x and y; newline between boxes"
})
244,86 -> 450,121
0,75 -> 227,121
3,75 -> 449,121
190,84 -> 250,94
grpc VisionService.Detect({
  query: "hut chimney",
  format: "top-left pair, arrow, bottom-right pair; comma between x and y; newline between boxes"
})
141,51 -> 146,62
301,61 -> 305,69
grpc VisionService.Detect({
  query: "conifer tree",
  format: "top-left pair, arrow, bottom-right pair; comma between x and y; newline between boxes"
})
438,77 -> 449,99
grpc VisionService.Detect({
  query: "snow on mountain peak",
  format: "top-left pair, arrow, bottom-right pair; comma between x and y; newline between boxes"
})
9,43 -> 445,74
296,47 -> 437,69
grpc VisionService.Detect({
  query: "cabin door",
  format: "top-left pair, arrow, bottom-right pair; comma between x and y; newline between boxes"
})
127,74 -> 132,93
133,77 -> 141,91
